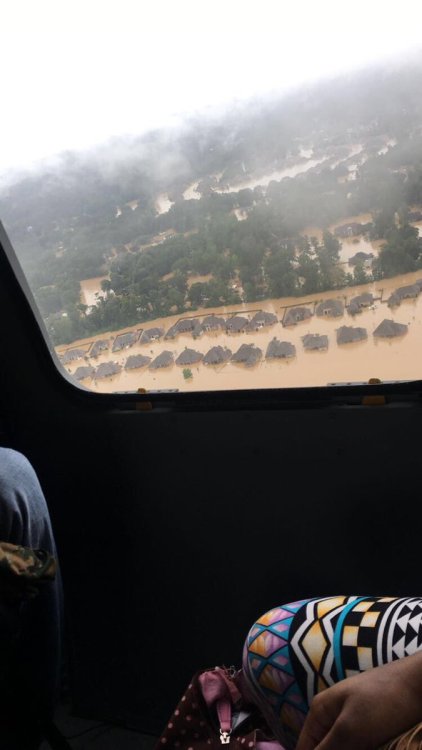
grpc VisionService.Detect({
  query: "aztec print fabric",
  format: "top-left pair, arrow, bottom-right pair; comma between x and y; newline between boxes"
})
243,596 -> 422,749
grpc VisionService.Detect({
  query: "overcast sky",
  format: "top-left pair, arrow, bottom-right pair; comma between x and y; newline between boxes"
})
1,0 -> 422,175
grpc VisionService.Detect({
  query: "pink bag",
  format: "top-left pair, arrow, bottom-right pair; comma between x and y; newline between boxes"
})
154,665 -> 287,750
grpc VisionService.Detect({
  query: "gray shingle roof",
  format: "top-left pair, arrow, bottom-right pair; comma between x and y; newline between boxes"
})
373,319 -> 408,338
315,299 -> 344,317
283,306 -> 312,326
246,311 -> 278,331
112,332 -> 139,352
140,327 -> 164,344
203,346 -> 232,365
265,338 -> 296,359
73,366 -> 95,380
125,354 -> 151,370
201,315 -> 226,331
231,344 -> 262,366
226,315 -> 249,333
95,361 -> 122,378
387,284 -> 420,307
175,348 -> 204,366
90,339 -> 109,357
149,351 -> 175,369
61,348 -> 86,364
336,326 -> 368,345
302,334 -> 329,351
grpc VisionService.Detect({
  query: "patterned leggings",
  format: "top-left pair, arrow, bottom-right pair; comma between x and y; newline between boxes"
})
243,596 -> 422,749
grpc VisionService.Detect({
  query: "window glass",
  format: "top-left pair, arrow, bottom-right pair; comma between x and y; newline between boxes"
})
2,1 -> 422,392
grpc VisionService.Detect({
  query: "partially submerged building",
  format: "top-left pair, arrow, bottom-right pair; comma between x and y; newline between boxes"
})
201,315 -> 226,332
315,298 -> 344,318
347,292 -> 374,315
226,315 -> 249,334
90,339 -> 109,358
302,334 -> 329,351
125,354 -> 151,370
95,362 -> 122,378
246,311 -> 278,331
61,348 -> 87,365
140,327 -> 164,344
231,344 -> 262,367
175,348 -> 204,366
149,351 -> 175,369
112,332 -> 139,352
203,346 -> 232,365
283,306 -> 312,326
336,326 -> 368,345
387,285 -> 420,308
373,319 -> 408,338
265,338 -> 296,359
73,366 -> 95,381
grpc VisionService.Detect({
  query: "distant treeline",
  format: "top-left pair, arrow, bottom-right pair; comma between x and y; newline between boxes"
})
1,63 -> 422,344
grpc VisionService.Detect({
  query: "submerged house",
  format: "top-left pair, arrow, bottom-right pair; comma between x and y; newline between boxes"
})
336,326 -> 368,345
302,334 -> 329,351
315,299 -> 344,318
347,292 -> 374,315
265,338 -> 296,359
283,306 -> 312,326
164,323 -> 180,340
124,354 -> 151,370
61,348 -> 86,365
175,348 -> 203,366
164,319 -> 200,340
149,351 -> 174,369
95,362 -> 122,378
201,315 -> 226,332
140,327 -> 164,344
226,315 -> 249,334
387,284 -> 420,308
73,366 -> 95,381
231,344 -> 262,367
90,339 -> 109,358
191,320 -> 203,339
334,222 -> 367,238
348,251 -> 374,267
112,332 -> 139,352
373,319 -> 408,338
246,311 -> 278,331
203,346 -> 232,365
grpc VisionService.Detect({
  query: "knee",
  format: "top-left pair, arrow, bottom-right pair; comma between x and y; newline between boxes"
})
244,602 -> 300,666
0,448 -> 38,495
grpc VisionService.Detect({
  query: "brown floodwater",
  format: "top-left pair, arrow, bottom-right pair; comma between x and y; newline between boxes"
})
183,182 -> 201,200
80,276 -> 109,308
155,193 -> 174,214
213,158 -> 327,194
63,268 -> 422,393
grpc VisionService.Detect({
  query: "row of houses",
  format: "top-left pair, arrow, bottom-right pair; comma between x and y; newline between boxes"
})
68,319 -> 408,381
59,282 -> 419,367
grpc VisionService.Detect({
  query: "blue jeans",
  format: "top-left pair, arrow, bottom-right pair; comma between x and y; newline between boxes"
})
0,448 -> 63,748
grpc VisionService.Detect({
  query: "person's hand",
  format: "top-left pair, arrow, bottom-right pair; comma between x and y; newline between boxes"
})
295,651 -> 422,750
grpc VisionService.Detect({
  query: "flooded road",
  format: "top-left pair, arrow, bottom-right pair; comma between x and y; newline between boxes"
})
65,269 -> 422,393
214,158 -> 327,193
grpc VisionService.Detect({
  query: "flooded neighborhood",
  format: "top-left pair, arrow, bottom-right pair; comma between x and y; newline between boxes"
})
59,266 -> 422,393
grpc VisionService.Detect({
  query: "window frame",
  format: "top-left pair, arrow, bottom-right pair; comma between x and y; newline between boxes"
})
1,220 -> 421,413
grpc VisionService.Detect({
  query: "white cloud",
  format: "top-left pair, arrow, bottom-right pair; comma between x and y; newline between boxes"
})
1,0 -> 422,173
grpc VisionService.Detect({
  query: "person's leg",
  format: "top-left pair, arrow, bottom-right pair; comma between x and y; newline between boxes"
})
0,448 -> 63,748
243,596 -> 422,749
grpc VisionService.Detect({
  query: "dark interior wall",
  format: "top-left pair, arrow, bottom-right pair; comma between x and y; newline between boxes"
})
0,243 -> 420,734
